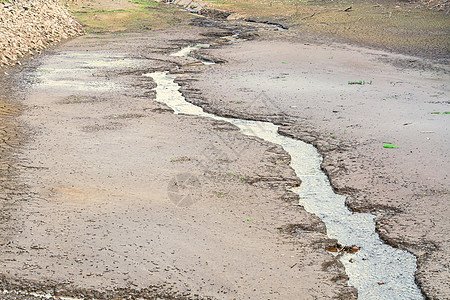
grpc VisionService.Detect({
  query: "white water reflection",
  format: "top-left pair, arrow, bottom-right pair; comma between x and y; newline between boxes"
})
170,44 -> 211,58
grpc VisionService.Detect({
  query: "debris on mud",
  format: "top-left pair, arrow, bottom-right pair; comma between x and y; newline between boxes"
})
165,0 -> 231,20
326,243 -> 360,254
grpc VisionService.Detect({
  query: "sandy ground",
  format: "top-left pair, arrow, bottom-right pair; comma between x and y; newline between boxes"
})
0,26 -> 358,299
182,31 -> 450,298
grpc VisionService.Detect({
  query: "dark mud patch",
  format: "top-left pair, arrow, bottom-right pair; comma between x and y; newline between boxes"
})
175,81 -> 291,125
143,103 -> 174,114
208,119 -> 238,132
104,113 -> 146,120
0,91 -> 26,245
322,259 -> 349,281
243,18 -> 289,31
195,8 -> 231,20
190,17 -> 267,33
321,259 -> 359,299
377,55 -> 450,74
277,125 -> 343,153
189,51 -> 227,65
278,221 -> 327,235
200,30 -> 234,39
81,122 -> 123,132
61,95 -> 108,104
0,274 -> 207,300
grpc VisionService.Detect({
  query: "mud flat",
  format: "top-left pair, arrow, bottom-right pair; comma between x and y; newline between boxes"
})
181,30 -> 449,298
0,26 -> 358,299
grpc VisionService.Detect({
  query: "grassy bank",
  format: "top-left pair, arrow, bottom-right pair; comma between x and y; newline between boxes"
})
59,0 -> 449,59
202,0 -> 450,60
61,0 -> 192,32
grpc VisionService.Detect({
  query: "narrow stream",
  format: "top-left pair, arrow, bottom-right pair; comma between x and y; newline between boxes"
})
144,42 -> 424,298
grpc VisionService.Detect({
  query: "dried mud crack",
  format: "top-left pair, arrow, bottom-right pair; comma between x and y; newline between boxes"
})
0,19 -> 356,300
1,1 -> 449,299
160,9 -> 448,298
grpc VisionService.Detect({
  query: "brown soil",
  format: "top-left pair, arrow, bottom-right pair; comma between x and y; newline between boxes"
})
174,0 -> 450,62
1,0 -> 448,298
0,25 -> 357,299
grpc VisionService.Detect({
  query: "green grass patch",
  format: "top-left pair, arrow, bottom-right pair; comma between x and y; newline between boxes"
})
64,0 -> 192,32
383,143 -> 399,149
131,0 -> 158,7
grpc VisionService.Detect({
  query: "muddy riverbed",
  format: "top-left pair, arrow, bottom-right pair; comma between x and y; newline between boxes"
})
0,24 -> 358,299
0,10 -> 448,300
146,66 -> 423,299
180,27 -> 449,299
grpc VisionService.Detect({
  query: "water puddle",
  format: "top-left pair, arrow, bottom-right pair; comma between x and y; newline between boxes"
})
171,44 -> 211,58
170,43 -> 215,65
33,53 -> 134,92
0,289 -> 81,300
170,35 -> 244,65
144,70 -> 423,299
35,80 -> 117,92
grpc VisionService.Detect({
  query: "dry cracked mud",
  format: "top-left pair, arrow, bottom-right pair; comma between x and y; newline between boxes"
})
0,3 -> 449,300
179,26 -> 449,299
0,24 -> 357,299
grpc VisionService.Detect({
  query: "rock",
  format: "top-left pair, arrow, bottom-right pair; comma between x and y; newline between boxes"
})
227,13 -> 244,21
0,0 -> 82,68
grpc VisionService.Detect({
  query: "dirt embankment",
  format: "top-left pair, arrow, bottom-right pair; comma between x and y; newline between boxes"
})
169,0 -> 450,62
0,0 -> 82,68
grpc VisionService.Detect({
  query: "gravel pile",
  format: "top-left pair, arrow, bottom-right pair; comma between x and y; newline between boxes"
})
412,0 -> 449,10
0,0 -> 82,68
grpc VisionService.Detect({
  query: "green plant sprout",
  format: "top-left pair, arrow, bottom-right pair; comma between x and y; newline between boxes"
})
383,143 -> 399,149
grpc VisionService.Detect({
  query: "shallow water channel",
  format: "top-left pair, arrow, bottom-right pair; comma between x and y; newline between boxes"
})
144,42 -> 424,298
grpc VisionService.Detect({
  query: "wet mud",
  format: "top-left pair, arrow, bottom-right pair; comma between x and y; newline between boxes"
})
0,79 -> 25,257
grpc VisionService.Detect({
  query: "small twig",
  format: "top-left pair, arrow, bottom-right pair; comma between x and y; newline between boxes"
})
18,164 -> 49,170
343,6 -> 352,12
302,12 -> 315,20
